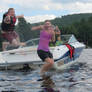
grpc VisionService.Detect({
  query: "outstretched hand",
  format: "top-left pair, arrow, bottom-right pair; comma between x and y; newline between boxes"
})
20,14 -> 24,18
4,15 -> 11,24
16,14 -> 24,18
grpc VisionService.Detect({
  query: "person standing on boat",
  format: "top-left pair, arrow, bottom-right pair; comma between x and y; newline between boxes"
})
1,8 -> 24,51
49,25 -> 62,46
32,20 -> 55,74
54,26 -> 63,46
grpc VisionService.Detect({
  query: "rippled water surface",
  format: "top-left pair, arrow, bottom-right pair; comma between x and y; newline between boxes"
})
0,49 -> 92,92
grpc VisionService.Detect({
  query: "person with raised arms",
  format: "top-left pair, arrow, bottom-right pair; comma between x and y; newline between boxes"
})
1,8 -> 25,51
32,20 -> 55,74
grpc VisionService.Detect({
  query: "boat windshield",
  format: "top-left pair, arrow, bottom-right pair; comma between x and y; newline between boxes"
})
61,34 -> 78,44
24,38 -> 39,47
5,38 -> 39,50
6,35 -> 78,50
21,34 -> 78,48
24,35 -> 78,47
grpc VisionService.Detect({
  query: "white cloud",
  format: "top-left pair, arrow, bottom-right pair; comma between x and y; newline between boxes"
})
75,2 -> 92,13
24,14 -> 56,23
0,0 -> 63,11
59,2 -> 92,14
0,14 -> 56,24
9,0 -> 92,13
0,0 -> 9,13
0,0 -> 92,20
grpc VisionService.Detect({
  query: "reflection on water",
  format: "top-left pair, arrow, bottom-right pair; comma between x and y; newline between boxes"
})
39,74 -> 60,92
0,49 -> 92,92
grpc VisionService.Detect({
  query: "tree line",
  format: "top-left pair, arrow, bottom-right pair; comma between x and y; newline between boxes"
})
61,17 -> 92,47
15,15 -> 92,48
0,13 -> 92,51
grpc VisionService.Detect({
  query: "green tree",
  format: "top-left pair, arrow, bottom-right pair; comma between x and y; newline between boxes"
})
15,18 -> 40,42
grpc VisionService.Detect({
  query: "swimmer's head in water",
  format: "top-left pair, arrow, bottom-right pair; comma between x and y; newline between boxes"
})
8,8 -> 15,17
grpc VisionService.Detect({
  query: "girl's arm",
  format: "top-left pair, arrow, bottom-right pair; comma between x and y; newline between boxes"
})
31,25 -> 44,31
16,15 -> 24,19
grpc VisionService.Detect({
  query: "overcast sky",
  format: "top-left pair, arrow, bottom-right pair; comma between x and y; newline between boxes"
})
0,0 -> 92,23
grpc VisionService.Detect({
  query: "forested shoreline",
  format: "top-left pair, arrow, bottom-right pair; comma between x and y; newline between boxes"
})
0,13 -> 92,50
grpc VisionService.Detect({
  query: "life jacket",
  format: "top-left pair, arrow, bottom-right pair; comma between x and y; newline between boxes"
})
65,43 -> 75,59
1,12 -> 16,32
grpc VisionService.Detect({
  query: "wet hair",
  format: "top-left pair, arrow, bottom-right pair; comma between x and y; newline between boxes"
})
8,8 -> 14,12
45,20 -> 50,23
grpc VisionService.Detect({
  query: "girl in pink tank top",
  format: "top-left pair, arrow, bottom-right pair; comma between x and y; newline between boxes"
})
32,20 -> 55,74
38,30 -> 52,51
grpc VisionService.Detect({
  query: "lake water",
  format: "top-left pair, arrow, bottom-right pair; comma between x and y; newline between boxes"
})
0,49 -> 92,92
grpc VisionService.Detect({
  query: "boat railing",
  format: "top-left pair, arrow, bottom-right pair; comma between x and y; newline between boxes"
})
61,34 -> 78,44
21,35 -> 78,48
5,34 -> 78,51
20,38 -> 39,48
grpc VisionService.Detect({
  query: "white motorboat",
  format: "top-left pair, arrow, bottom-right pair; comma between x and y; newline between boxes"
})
0,35 -> 85,70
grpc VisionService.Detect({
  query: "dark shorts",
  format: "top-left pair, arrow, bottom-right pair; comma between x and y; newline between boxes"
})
2,31 -> 18,43
37,50 -> 53,61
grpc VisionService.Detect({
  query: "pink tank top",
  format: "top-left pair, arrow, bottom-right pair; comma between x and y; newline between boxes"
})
38,30 -> 52,51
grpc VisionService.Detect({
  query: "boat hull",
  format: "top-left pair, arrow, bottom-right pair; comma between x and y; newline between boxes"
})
0,42 -> 85,70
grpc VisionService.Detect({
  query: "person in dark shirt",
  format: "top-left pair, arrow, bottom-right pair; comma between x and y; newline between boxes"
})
1,8 -> 25,51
